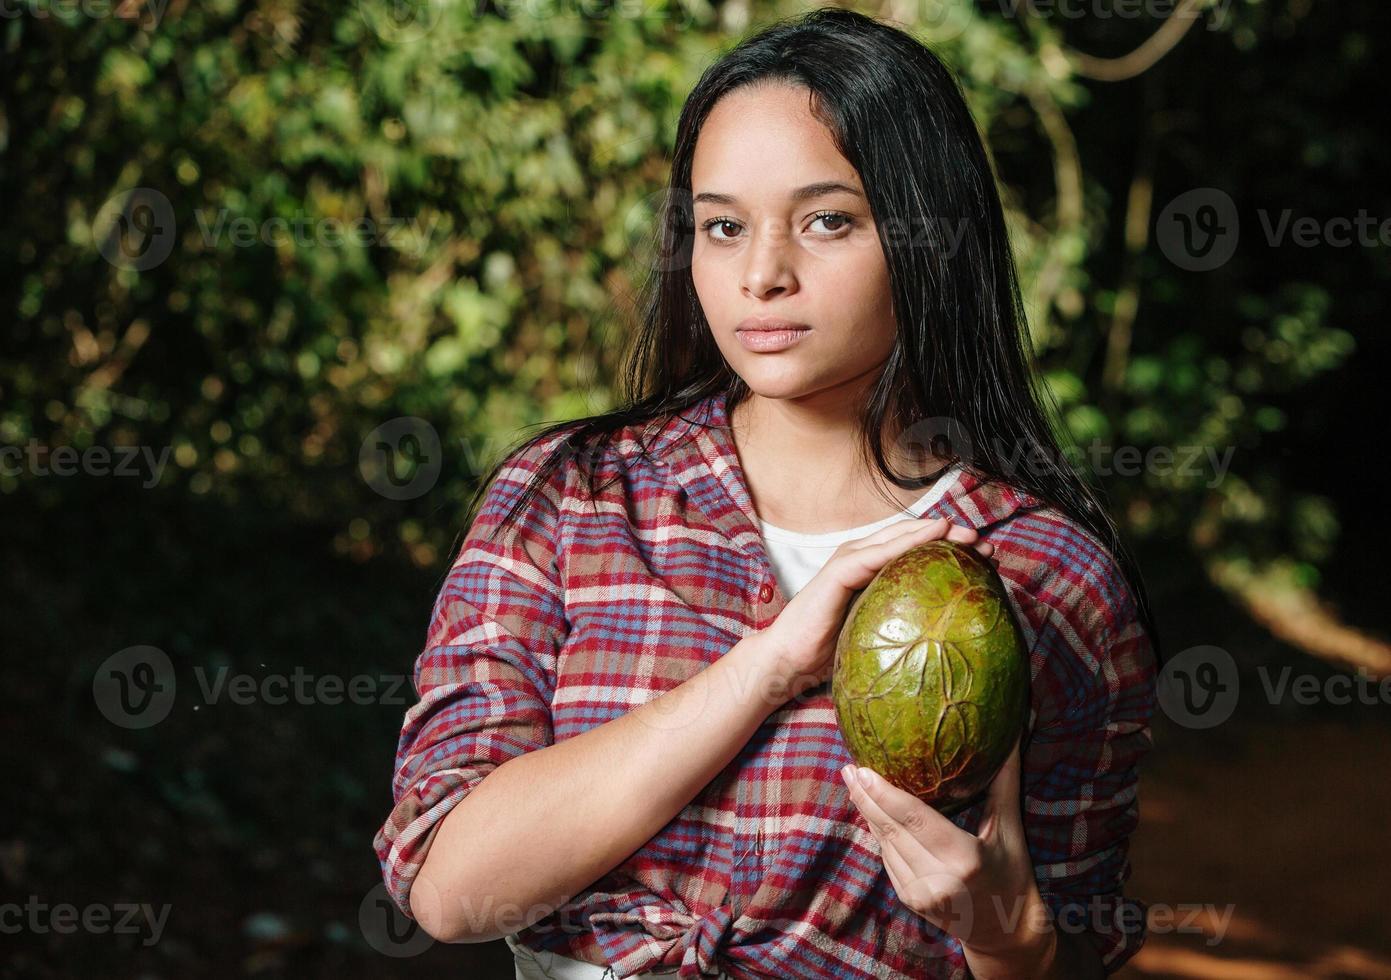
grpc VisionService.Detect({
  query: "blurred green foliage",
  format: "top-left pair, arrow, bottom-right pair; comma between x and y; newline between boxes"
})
0,0 -> 1369,592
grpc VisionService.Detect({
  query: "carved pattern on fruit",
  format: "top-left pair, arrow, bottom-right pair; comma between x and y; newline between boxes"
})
832,540 -> 1028,815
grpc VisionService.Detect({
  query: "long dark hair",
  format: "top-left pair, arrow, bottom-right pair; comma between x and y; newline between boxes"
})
465,6 -> 1161,664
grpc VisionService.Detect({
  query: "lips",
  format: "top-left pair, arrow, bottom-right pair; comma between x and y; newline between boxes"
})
734,318 -> 812,353
736,316 -> 811,334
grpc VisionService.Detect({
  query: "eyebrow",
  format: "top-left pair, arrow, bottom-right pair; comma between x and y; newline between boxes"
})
692,181 -> 865,207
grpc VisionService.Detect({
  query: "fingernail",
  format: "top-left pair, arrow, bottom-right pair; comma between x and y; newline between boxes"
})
841,765 -> 858,787
857,767 -> 875,785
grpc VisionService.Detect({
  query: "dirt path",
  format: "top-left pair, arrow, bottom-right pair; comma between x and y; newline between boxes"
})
1118,711 -> 1391,979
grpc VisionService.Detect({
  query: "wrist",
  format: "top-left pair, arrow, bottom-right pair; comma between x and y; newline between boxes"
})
730,632 -> 821,711
963,889 -> 1059,980
724,633 -> 794,715
964,929 -> 1057,980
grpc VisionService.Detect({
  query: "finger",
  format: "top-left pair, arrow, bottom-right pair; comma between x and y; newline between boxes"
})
844,519 -> 980,558
942,522 -> 995,558
844,767 -> 953,877
876,829 -> 922,901
872,826 -> 973,937
854,799 -> 910,895
846,517 -> 951,551
834,521 -> 990,592
875,829 -> 922,913
830,524 -> 955,590
942,522 -> 980,543
880,841 -> 910,897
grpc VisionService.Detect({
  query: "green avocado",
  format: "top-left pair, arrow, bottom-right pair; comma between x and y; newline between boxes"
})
831,539 -> 1029,815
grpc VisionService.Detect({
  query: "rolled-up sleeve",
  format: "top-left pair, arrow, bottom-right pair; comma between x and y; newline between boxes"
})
373,434 -> 572,918
1022,557 -> 1158,974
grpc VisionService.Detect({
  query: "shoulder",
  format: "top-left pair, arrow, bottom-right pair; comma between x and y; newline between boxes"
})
949,469 -> 1136,625
474,426 -> 580,528
968,485 -> 1157,728
949,468 -> 1141,671
992,503 -> 1138,643
479,405 -> 694,520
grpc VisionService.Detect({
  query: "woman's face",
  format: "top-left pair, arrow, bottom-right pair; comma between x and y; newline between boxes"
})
690,82 -> 896,405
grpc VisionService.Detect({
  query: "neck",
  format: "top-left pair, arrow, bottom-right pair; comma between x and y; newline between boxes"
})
731,392 -> 864,471
728,382 -> 948,515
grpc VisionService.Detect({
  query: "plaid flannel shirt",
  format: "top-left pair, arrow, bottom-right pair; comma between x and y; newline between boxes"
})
374,390 -> 1157,979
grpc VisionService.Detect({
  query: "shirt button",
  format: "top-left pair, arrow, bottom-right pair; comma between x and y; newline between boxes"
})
758,582 -> 774,603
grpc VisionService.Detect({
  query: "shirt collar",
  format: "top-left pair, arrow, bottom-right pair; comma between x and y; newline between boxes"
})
649,390 -> 1044,543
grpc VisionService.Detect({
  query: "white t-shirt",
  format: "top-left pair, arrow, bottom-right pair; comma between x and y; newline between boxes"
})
758,465 -> 964,600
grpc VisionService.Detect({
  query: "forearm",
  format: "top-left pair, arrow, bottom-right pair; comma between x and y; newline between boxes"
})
409,631 -> 796,943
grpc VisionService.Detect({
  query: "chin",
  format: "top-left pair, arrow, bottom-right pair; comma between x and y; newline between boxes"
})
735,369 -> 832,403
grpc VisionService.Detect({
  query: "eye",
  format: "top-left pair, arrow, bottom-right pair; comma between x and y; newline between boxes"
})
698,211 -> 855,244
700,217 -> 743,243
810,210 -> 854,234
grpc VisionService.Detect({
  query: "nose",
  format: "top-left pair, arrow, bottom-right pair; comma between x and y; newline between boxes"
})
740,219 -> 798,299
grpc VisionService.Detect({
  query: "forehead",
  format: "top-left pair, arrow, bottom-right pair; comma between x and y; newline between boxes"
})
692,83 -> 861,203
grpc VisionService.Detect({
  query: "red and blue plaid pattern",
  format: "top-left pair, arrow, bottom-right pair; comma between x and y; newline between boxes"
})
374,390 -> 1157,978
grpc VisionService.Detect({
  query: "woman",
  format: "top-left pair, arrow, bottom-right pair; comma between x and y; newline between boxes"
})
374,8 -> 1159,979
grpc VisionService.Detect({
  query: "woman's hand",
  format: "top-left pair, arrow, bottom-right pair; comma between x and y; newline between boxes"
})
841,742 -> 1060,977
758,517 -> 993,694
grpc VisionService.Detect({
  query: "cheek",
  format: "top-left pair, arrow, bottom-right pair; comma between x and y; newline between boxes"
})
828,252 -> 896,349
690,253 -> 722,314
844,243 -> 893,310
